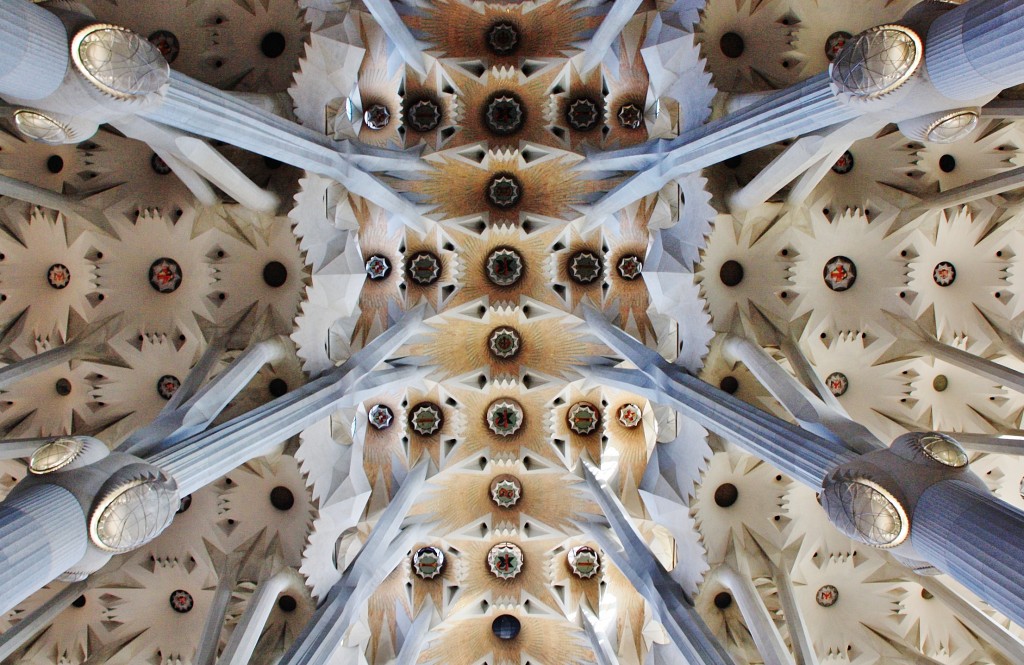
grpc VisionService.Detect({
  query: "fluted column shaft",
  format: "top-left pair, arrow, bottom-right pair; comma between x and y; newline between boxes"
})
723,335 -> 882,454
912,574 -> 1024,663
0,484 -> 88,615
590,365 -> 855,488
927,0 -> 1024,100
0,0 -> 68,100
911,479 -> 1024,627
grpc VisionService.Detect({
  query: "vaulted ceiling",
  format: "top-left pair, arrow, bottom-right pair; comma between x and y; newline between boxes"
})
3,0 -> 1024,663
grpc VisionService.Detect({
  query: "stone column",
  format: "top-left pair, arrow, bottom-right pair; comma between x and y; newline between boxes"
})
0,0 -> 68,101
583,308 -> 857,488
722,335 -> 883,454
911,479 -> 1024,627
361,0 -> 427,76
393,605 -> 434,665
122,336 -> 290,456
579,0 -> 645,75
279,461 -> 430,665
584,74 -> 858,219
141,74 -> 426,225
913,165 -> 1024,210
0,437 -> 50,460
580,461 -> 734,665
0,484 -> 88,615
938,431 -> 1024,455
149,309 -> 425,495
0,344 -> 88,390
926,0 -> 1024,100
714,565 -> 793,665
765,559 -> 818,665
912,573 -> 1024,663
0,580 -> 87,661
579,601 -> 621,665
149,365 -> 418,496
218,570 -> 293,665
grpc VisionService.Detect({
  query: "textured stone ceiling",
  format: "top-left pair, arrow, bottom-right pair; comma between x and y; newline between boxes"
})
3,0 -> 1024,663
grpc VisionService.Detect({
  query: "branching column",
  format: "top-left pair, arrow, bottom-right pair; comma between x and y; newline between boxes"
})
584,75 -> 857,218
217,570 -> 294,665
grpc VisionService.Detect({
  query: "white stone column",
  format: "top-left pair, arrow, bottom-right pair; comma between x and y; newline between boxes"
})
393,604 -> 434,665
926,0 -> 1024,100
361,0 -> 427,76
579,601 -> 621,665
122,336 -> 290,456
0,580 -> 87,661
579,460 -> 734,665
218,570 -> 293,665
911,574 -> 1024,664
722,335 -> 883,454
279,461 -> 431,665
938,431 -> 1024,455
0,314 -> 120,390
913,164 -> 1024,210
0,0 -> 69,101
0,484 -> 88,615
579,0 -> 644,76
919,337 -> 1024,395
0,437 -> 50,460
150,365 -> 420,496
586,74 -> 858,219
911,479 -> 1024,628
714,565 -> 794,665
142,73 -> 426,226
194,553 -> 248,665
765,559 -> 818,665
583,308 -> 857,488
148,308 -> 425,495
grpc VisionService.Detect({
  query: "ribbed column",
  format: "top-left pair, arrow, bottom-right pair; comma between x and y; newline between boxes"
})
218,571 -> 292,665
715,566 -> 792,665
579,0 -> 644,75
766,559 -> 817,665
149,370 -> 345,495
723,335 -> 882,454
0,344 -> 85,391
583,309 -> 857,488
911,479 -> 1024,627
926,0 -> 1024,100
141,73 -> 424,224
150,310 -> 424,495
122,337 -> 289,456
361,0 -> 426,76
0,0 -> 69,101
281,463 -> 429,665
0,580 -> 87,661
912,574 -> 1024,663
588,74 -> 859,218
580,461 -> 734,664
0,484 -> 88,615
